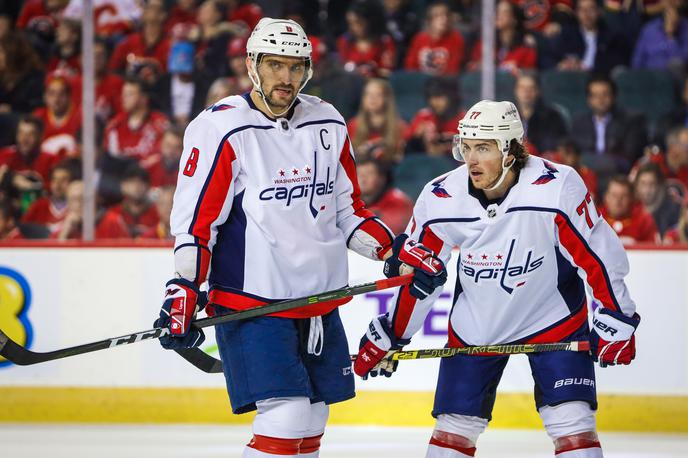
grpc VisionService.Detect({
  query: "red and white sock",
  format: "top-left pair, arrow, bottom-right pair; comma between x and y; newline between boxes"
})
243,435 -> 301,457
298,433 -> 323,457
426,431 -> 476,457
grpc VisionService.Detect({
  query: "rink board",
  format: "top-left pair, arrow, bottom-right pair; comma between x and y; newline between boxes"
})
0,245 -> 687,432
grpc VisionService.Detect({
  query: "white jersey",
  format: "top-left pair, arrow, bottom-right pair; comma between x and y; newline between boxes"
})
388,157 -> 636,345
171,93 -> 393,318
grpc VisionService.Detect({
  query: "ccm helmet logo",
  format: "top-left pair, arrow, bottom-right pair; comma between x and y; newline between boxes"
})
281,41 -> 301,46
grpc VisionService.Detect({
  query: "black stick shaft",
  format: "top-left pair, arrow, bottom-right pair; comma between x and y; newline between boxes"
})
0,275 -> 413,366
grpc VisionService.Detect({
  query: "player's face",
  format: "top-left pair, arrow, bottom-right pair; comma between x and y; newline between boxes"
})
604,182 -> 632,218
462,139 -> 509,190
254,55 -> 307,111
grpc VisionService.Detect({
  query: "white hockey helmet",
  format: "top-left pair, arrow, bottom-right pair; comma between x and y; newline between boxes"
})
246,18 -> 313,116
452,100 -> 524,162
452,100 -> 525,190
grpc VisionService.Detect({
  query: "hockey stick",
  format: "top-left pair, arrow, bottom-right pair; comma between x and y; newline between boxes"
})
175,339 -> 592,375
0,274 -> 413,368
350,341 -> 591,362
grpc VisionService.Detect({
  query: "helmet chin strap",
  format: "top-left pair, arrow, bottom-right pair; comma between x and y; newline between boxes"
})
248,58 -> 308,118
485,154 -> 515,191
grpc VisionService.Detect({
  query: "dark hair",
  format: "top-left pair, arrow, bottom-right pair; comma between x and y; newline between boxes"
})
123,76 -> 149,96
51,158 -> 82,181
557,137 -> 580,155
606,175 -> 633,195
347,0 -> 387,41
122,163 -> 150,183
510,139 -> 530,173
0,200 -> 18,222
18,114 -> 44,134
357,156 -> 394,186
498,1 -> 527,50
516,70 -> 541,89
635,162 -> 665,186
585,73 -> 617,97
0,31 -> 43,88
425,76 -> 459,107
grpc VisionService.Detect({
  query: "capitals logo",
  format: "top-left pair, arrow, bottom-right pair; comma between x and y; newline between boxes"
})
532,160 -> 558,185
259,151 -> 334,218
460,238 -> 545,294
431,176 -> 451,198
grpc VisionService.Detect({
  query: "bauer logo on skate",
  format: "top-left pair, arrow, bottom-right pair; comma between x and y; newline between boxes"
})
0,267 -> 33,367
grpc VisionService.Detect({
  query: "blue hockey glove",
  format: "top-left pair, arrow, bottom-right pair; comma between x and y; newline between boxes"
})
154,278 -> 207,349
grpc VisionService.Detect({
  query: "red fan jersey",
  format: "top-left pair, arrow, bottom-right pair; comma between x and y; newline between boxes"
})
601,203 -> 659,245
511,0 -> 574,31
470,41 -> 537,70
0,146 -> 59,185
368,188 -> 414,235
96,203 -> 160,239
404,30 -> 465,75
16,0 -> 62,30
22,197 -> 67,229
227,3 -> 263,31
336,35 -> 396,76
407,108 -> 463,141
108,32 -> 171,73
146,157 -> 179,189
103,111 -> 170,164
33,106 -> 82,158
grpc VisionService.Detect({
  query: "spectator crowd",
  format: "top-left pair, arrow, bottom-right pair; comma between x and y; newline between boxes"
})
1,0 -> 687,246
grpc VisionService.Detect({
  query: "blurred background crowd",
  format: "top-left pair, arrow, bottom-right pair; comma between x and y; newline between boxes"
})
0,0 -> 687,245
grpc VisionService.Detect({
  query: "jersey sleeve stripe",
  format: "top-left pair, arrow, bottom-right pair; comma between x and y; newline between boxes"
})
418,225 -> 445,254
554,213 -> 622,312
338,135 -> 375,219
391,285 -> 418,337
188,139 -> 237,245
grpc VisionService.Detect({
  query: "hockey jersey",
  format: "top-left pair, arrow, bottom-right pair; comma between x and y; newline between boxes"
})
388,157 -> 636,345
171,93 -> 393,318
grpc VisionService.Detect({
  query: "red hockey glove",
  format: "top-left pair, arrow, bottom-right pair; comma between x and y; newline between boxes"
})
384,234 -> 447,300
354,314 -> 410,379
589,307 -> 640,368
154,278 -> 207,349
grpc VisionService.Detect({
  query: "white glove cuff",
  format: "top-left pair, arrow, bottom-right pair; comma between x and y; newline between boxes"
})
592,308 -> 635,341
365,315 -> 393,351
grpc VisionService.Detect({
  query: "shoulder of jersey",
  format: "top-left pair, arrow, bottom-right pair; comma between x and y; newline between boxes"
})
193,95 -> 261,131
521,156 -> 576,190
295,94 -> 346,126
419,163 -> 466,201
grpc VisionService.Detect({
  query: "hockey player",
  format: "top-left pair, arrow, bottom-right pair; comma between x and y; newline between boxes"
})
153,18 -> 445,458
354,100 -> 640,458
